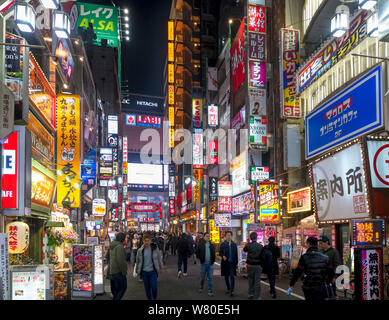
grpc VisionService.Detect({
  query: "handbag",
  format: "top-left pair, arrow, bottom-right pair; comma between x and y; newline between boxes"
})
133,263 -> 138,278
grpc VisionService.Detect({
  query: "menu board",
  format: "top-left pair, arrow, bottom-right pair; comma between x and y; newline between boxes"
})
94,245 -> 104,294
53,270 -> 70,300
11,267 -> 50,300
72,245 -> 93,297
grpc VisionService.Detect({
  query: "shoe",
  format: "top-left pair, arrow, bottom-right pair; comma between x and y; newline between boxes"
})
198,288 -> 203,293
225,289 -> 230,294
248,295 -> 254,300
272,293 -> 277,299
230,291 -> 234,297
178,271 -> 182,278
183,273 -> 188,277
208,291 -> 214,297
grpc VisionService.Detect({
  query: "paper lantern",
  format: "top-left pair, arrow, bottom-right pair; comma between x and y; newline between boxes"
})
6,221 -> 30,254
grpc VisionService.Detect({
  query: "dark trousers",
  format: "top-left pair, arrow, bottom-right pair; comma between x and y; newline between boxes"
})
303,285 -> 327,301
247,265 -> 262,299
268,274 -> 276,294
132,249 -> 138,264
326,282 -> 337,298
142,270 -> 158,300
224,263 -> 236,291
178,255 -> 188,273
110,273 -> 127,300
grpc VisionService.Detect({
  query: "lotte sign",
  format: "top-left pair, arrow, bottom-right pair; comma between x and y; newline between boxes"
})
367,140 -> 389,188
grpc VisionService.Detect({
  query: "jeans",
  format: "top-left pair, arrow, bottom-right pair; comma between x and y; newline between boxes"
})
247,265 -> 262,299
268,274 -> 276,294
142,270 -> 158,300
110,273 -> 127,300
224,263 -> 235,291
303,285 -> 327,301
200,263 -> 214,291
326,282 -> 337,298
178,255 -> 188,273
132,249 -> 138,264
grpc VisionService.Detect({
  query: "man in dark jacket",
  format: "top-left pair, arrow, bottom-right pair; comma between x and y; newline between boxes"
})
177,233 -> 192,277
243,232 -> 265,300
264,236 -> 281,298
288,237 -> 334,301
318,235 -> 342,298
219,231 -> 238,296
196,233 -> 216,296
109,232 -> 128,300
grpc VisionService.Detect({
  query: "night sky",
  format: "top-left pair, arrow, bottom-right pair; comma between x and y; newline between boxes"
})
83,0 -> 171,97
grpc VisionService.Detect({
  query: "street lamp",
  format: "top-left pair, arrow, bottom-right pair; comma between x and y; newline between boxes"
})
331,5 -> 349,38
359,0 -> 377,10
14,2 -> 36,33
53,11 -> 71,39
39,0 -> 59,9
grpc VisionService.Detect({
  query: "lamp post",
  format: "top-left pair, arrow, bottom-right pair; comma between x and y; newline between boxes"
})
331,5 -> 349,38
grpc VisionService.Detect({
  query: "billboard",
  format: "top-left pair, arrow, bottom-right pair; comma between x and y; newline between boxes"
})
121,94 -> 164,115
127,164 -> 163,186
192,99 -> 203,129
287,187 -> 311,214
280,29 -> 301,118
248,5 -> 266,33
208,104 -> 218,127
231,151 -> 250,196
57,95 -> 81,208
193,131 -> 203,168
305,65 -> 383,159
214,214 -> 232,228
218,181 -> 232,197
311,143 -> 370,223
249,88 -> 266,116
249,60 -> 266,89
249,115 -> 267,149
259,182 -> 280,223
250,166 -> 269,183
73,2 -> 119,47
218,197 -> 232,213
231,19 -> 246,93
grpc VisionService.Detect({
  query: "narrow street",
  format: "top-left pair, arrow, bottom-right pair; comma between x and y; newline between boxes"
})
95,255 -> 305,300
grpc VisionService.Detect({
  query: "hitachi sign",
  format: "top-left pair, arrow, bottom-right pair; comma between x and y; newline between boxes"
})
137,101 -> 158,107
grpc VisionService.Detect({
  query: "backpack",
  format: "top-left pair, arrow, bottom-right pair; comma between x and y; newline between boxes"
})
263,246 -> 273,272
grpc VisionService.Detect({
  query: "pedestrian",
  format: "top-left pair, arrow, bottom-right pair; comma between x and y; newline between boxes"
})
318,235 -> 342,299
287,237 -> 334,301
177,233 -> 192,277
188,233 -> 196,264
219,231 -> 238,296
132,234 -> 140,264
196,233 -> 216,296
124,233 -> 132,263
171,233 -> 178,256
135,232 -> 163,300
243,232 -> 265,300
109,232 -> 128,300
263,236 -> 281,298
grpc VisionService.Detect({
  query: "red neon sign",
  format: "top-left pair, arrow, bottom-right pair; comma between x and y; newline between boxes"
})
2,131 -> 18,209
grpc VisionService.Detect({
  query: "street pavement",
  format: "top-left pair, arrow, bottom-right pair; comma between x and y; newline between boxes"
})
95,253 -> 307,300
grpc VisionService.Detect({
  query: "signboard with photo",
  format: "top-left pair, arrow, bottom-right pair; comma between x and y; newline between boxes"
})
249,88 -> 266,116
232,192 -> 252,215
287,187 -> 311,214
311,142 -> 370,223
214,214 -> 232,228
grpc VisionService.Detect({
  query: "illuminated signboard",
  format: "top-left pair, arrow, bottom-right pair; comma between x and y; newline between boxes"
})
169,107 -> 175,127
92,199 -> 106,217
248,5 -> 266,33
193,131 -> 203,169
53,36 -> 74,81
232,192 -> 252,216
31,161 -> 56,214
287,187 -> 311,213
57,95 -> 81,208
250,166 -> 269,183
168,64 -> 174,84
168,85 -> 175,105
218,197 -> 232,213
168,20 -> 174,41
259,182 -> 279,223
352,219 -> 385,247
214,214 -> 231,228
1,131 -> 18,209
249,60 -> 266,89
136,115 -> 161,128
192,99 -> 203,129
231,19 -> 245,93
208,141 -> 218,165
218,181 -> 232,197
208,104 -> 218,127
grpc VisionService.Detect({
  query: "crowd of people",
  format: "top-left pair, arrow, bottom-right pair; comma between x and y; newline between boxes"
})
104,230 -> 341,301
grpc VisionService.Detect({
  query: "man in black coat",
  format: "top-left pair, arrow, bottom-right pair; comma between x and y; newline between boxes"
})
263,236 -> 281,298
219,231 -> 238,296
288,237 -> 334,301
177,233 -> 192,277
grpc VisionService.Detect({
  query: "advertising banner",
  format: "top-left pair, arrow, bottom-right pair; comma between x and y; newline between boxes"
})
249,60 -> 266,88
52,36 -> 74,81
208,141 -> 218,165
214,214 -> 232,228
81,153 -> 97,186
192,99 -> 203,129
280,28 -> 301,118
249,115 -> 267,149
208,67 -> 218,91
298,11 -> 368,93
250,166 -> 269,183
305,65 -> 383,159
74,2 -> 119,47
208,104 -> 218,127
193,131 -> 203,168
311,143 -> 370,223
259,182 -> 280,223
248,5 -> 266,33
56,95 -> 81,208
367,140 -> 389,188
287,187 -> 311,213
248,32 -> 265,60
169,198 -> 175,216
352,219 -> 386,247
31,161 -> 56,214
249,88 -> 266,116
218,181 -> 233,197
209,177 -> 218,201
360,248 -> 383,300
0,80 -> 14,140
231,19 -> 246,93
1,131 -> 18,209
231,151 -> 250,196
92,199 -> 106,217
232,192 -> 252,215
218,197 -> 232,213
209,219 -> 220,244
72,245 -> 93,296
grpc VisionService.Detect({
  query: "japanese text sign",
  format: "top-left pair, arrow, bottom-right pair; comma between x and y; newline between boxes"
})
298,11 -> 368,93
280,29 -> 301,118
218,197 -> 232,213
287,187 -> 311,213
367,140 -> 389,188
311,143 -> 369,223
259,182 -> 279,223
305,65 -> 383,159
193,131 -> 203,168
231,20 -> 246,93
249,60 -> 266,88
0,234 -> 9,300
218,181 -> 232,197
192,99 -> 203,129
75,3 -> 119,47
248,5 -> 266,33
209,219 -> 220,244
57,95 -> 81,208
169,198 -> 175,216
249,33 -> 266,60
361,248 -> 383,300
249,88 -> 266,116
209,177 -> 218,201
1,131 -> 18,209
0,81 -> 14,140
208,104 -> 218,127
31,166 -> 55,210
232,192 -> 252,215
352,219 -> 385,247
